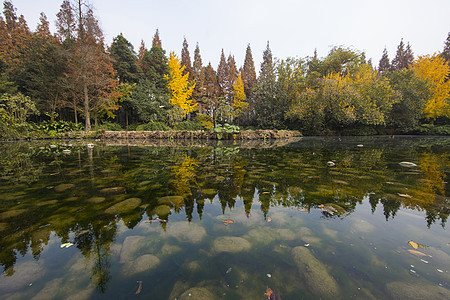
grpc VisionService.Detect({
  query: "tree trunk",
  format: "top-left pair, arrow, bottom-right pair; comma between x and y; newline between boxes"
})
83,81 -> 91,130
73,98 -> 78,124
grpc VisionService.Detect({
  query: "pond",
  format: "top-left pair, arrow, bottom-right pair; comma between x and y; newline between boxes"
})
0,136 -> 449,299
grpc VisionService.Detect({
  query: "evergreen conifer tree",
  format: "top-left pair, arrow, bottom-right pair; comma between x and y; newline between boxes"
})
241,44 -> 257,98
181,37 -> 193,81
110,33 -> 139,83
152,29 -> 162,48
192,43 -> 203,101
392,39 -> 413,70
378,47 -> 391,74
217,49 -> 227,97
442,32 -> 450,63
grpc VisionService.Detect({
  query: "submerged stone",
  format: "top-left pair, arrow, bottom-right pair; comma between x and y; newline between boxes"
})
54,183 -> 75,193
86,196 -> 106,203
120,236 -> 145,263
165,222 -> 206,243
158,196 -> 184,206
99,186 -> 125,195
124,254 -> 160,276
179,287 -> 216,300
212,236 -> 251,253
153,205 -> 171,217
291,246 -> 340,298
386,281 -> 450,299
105,198 -> 141,214
0,209 -> 27,220
0,261 -> 44,293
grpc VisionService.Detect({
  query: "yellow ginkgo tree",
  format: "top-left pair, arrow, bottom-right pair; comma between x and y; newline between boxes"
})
232,73 -> 248,117
164,51 -> 196,116
412,54 -> 450,119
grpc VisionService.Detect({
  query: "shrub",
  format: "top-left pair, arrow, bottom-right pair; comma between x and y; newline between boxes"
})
94,122 -> 122,131
37,120 -> 84,133
136,121 -> 171,131
173,120 -> 204,131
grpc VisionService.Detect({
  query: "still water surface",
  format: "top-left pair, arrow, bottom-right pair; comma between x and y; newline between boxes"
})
0,136 -> 449,299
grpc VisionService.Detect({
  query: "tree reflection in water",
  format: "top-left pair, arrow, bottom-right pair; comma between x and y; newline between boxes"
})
0,137 -> 448,293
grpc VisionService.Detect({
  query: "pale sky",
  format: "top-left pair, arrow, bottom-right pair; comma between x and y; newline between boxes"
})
10,0 -> 450,70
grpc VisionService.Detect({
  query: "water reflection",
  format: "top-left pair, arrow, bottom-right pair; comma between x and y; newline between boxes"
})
0,137 -> 448,296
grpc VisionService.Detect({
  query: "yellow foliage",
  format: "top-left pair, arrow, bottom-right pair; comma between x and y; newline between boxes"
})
165,52 -> 196,116
172,155 -> 198,196
232,73 -> 248,116
412,54 -> 450,119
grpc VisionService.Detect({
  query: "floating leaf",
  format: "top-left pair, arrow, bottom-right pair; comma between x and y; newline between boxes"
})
135,281 -> 143,295
267,217 -> 272,222
408,241 -> 419,249
60,242 -> 74,248
408,249 -> 429,257
398,193 -> 413,198
298,208 -> 308,212
222,219 -> 234,224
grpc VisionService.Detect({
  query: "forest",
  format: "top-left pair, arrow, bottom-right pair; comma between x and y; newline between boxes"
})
0,0 -> 450,139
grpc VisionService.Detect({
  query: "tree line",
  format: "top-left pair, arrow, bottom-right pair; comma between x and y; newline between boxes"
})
1,0 -> 449,137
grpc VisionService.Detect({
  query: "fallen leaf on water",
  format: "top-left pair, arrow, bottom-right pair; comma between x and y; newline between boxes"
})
226,267 -> 232,274
408,241 -> 419,249
60,242 -> 74,248
135,281 -> 143,295
408,249 -> 430,257
420,259 -> 429,264
267,217 -> 272,222
298,208 -> 308,212
222,219 -> 234,224
262,191 -> 270,194
398,193 -> 413,198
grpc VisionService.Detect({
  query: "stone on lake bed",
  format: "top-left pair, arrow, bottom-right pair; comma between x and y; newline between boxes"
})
212,236 -> 251,253
99,186 -> 125,195
179,287 -> 216,300
86,196 -> 106,203
158,196 -> 184,206
0,209 -> 27,220
292,246 -> 340,298
123,254 -> 160,276
386,281 -> 450,299
105,198 -> 141,214
153,205 -> 171,217
0,261 -> 44,293
165,222 -> 206,243
54,183 -> 75,192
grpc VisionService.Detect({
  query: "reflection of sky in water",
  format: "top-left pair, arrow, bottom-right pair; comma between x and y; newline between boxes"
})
0,137 -> 449,299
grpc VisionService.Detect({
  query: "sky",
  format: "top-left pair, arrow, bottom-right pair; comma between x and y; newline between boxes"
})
10,0 -> 450,70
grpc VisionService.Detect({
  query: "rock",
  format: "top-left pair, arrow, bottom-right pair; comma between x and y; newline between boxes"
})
99,186 -> 125,195
120,236 -> 145,263
124,254 -> 160,276
244,228 -> 277,245
153,205 -> 171,217
54,183 -> 75,192
386,281 -> 450,299
0,261 -> 44,293
291,246 -> 340,298
0,222 -> 7,231
0,209 -> 27,220
212,236 -> 251,253
86,196 -> 106,203
62,149 -> 71,154
104,198 -> 141,214
327,161 -> 335,167
158,196 -> 184,207
399,162 -> 417,168
160,244 -> 182,256
165,222 -> 206,243
179,287 -> 216,300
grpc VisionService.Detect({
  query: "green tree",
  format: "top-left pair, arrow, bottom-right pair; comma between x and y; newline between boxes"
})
387,69 -> 429,130
217,49 -> 227,97
253,42 -> 278,128
192,42 -> 204,102
109,33 -> 140,84
141,46 -> 169,91
320,46 -> 365,77
16,13 -> 66,121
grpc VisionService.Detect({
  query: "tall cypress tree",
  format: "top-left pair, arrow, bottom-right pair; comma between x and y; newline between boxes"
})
378,47 -> 391,74
180,37 -> 193,81
392,39 -> 413,70
192,43 -> 203,101
253,42 -> 277,128
217,49 -> 227,97
152,29 -> 162,48
241,44 -> 257,98
442,32 -> 450,63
